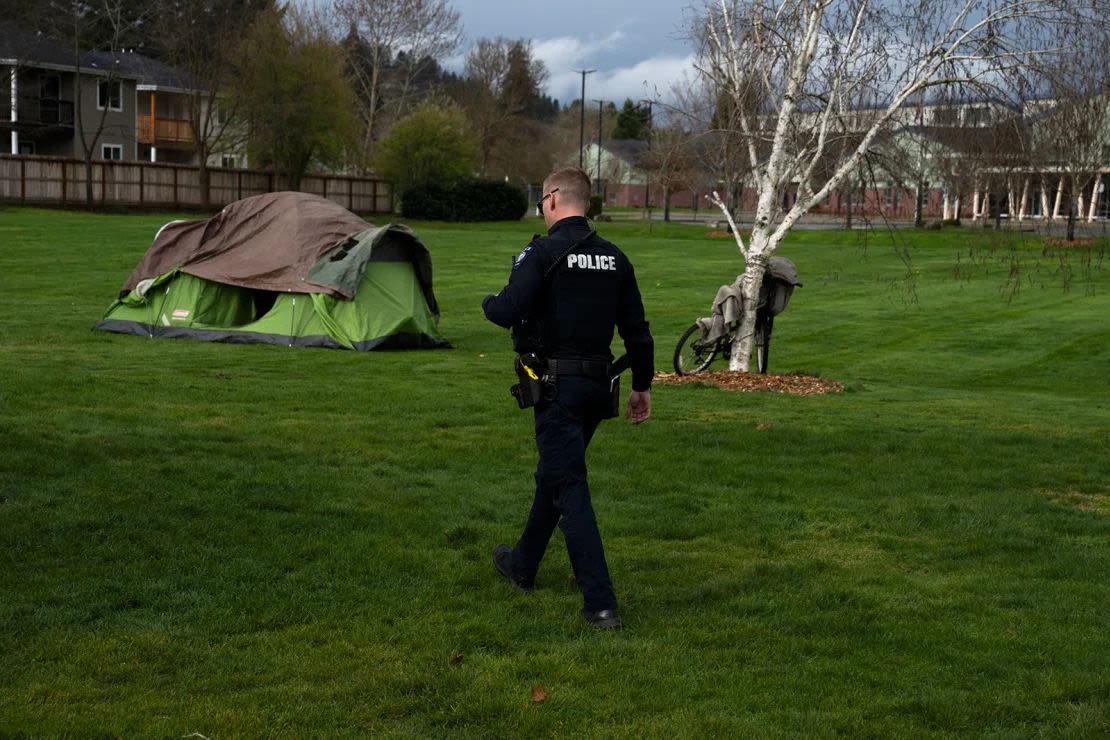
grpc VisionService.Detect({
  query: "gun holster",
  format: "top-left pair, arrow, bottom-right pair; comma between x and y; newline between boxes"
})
510,353 -> 556,409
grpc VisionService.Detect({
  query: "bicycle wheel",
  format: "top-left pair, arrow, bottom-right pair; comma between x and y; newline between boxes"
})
673,322 -> 718,375
754,313 -> 773,374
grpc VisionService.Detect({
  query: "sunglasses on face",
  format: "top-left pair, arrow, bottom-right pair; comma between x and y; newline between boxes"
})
536,188 -> 559,215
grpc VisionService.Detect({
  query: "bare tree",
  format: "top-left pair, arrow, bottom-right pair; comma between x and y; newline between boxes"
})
150,0 -> 271,210
332,0 -> 461,168
455,37 -> 549,178
692,0 -> 1102,371
670,76 -> 761,219
47,0 -> 149,204
644,122 -> 705,221
1031,29 -> 1110,241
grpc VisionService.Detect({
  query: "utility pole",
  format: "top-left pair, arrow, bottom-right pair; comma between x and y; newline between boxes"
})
593,99 -> 604,195
640,98 -> 654,215
575,68 -> 595,168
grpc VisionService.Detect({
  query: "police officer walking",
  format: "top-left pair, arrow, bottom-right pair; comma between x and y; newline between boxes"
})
482,167 -> 654,629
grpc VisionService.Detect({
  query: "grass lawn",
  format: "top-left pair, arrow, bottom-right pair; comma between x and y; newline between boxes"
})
1,207 -> 1107,736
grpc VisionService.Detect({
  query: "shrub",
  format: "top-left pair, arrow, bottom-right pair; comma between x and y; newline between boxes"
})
398,183 -> 454,221
401,178 -> 528,222
375,103 -> 478,193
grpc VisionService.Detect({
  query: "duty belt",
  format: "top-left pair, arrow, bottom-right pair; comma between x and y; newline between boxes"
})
548,355 -> 629,378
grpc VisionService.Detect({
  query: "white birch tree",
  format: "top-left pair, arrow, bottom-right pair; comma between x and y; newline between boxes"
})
692,0 -> 1103,371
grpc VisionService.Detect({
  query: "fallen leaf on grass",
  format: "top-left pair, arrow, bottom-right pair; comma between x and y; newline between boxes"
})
531,684 -> 547,703
449,653 -> 464,666
756,422 -> 773,431
654,371 -> 844,396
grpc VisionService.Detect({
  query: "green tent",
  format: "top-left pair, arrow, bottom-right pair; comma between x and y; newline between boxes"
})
95,192 -> 451,351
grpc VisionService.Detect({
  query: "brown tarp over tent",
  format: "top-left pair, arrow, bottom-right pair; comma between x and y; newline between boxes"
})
119,191 -> 372,298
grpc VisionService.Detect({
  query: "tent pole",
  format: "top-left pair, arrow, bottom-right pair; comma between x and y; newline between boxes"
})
289,295 -> 296,347
152,281 -> 172,338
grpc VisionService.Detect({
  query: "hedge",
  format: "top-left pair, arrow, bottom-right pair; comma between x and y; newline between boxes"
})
401,179 -> 528,221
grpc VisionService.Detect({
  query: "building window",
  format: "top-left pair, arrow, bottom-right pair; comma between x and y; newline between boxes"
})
933,108 -> 958,126
221,154 -> 239,169
102,144 -> 123,160
965,107 -> 991,126
18,141 -> 35,155
97,79 -> 122,111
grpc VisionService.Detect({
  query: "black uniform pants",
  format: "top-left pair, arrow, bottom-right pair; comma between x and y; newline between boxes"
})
511,375 -> 617,612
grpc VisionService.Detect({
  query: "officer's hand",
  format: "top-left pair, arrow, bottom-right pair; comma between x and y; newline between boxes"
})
627,390 -> 651,425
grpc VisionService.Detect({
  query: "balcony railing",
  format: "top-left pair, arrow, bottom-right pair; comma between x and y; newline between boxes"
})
1,97 -> 75,127
137,115 -> 195,146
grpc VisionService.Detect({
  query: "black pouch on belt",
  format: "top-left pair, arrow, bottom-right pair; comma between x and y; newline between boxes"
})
603,354 -> 630,419
605,374 -> 620,419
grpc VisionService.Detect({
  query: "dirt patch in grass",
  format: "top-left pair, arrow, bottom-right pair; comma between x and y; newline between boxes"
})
655,371 -> 844,395
1039,489 -> 1107,514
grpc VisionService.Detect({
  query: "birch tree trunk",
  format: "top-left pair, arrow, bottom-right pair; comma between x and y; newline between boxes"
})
728,241 -> 769,370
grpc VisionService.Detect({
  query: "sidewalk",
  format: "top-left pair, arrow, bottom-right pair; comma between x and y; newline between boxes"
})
597,209 -> 1110,235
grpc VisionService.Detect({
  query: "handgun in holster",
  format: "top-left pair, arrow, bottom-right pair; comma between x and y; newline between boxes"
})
510,352 -> 556,409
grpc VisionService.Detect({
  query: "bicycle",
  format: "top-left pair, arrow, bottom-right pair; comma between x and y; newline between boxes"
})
672,302 -> 775,375
672,257 -> 801,376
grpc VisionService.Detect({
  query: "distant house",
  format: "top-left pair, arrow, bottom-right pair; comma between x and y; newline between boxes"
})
1,23 -> 238,168
583,139 -> 705,210
1,23 -> 141,161
109,51 -> 199,165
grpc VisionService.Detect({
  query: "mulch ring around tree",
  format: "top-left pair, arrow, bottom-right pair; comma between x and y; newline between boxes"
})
654,371 -> 844,396
1044,238 -> 1098,249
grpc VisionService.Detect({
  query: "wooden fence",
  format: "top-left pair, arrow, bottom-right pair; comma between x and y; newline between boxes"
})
0,155 -> 393,213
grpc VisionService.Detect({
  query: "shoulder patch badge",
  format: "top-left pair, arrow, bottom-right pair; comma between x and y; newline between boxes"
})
513,244 -> 534,270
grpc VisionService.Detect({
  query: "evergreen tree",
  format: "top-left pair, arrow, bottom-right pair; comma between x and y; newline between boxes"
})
611,98 -> 651,140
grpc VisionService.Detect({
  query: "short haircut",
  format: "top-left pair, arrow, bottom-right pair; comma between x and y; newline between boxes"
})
543,167 -> 591,211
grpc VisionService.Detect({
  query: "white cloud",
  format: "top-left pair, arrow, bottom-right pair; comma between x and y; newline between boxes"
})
591,54 -> 697,104
444,31 -> 696,108
532,33 -> 694,105
531,31 -> 627,73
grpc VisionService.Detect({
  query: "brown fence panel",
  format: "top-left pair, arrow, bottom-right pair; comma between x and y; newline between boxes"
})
143,164 -> 178,206
0,156 -> 20,200
0,154 -> 392,213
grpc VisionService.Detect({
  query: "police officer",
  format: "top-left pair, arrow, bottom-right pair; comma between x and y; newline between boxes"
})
482,167 -> 654,629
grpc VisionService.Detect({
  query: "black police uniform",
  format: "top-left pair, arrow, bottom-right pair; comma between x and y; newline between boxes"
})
482,215 -> 654,613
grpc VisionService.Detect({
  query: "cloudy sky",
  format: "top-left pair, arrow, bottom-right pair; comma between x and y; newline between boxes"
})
447,0 -> 700,106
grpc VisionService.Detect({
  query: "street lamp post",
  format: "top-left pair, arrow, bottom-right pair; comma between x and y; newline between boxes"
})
640,98 -> 654,214
592,98 -> 604,196
575,68 -> 595,168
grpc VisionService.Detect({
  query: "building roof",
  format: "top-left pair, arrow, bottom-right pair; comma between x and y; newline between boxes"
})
599,138 -> 650,165
83,50 -> 193,90
1,23 -> 191,89
0,22 -> 73,67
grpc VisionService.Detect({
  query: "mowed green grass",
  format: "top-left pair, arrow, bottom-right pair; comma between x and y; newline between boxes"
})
1,207 -> 1107,736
